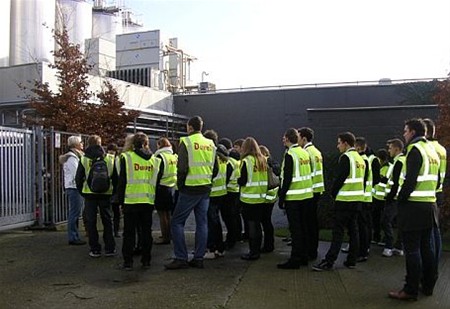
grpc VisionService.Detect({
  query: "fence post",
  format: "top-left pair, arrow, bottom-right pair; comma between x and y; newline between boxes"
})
35,126 -> 44,227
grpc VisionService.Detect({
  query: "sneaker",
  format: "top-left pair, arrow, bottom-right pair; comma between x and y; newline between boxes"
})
89,251 -> 101,258
214,250 -> 225,258
341,244 -> 349,253
392,248 -> 404,256
188,259 -> 204,269
164,259 -> 189,270
343,261 -> 356,269
377,241 -> 386,246
204,251 -> 217,260
356,256 -> 368,263
277,260 -> 301,269
120,262 -> 133,271
312,260 -> 333,271
382,248 -> 393,257
105,249 -> 117,257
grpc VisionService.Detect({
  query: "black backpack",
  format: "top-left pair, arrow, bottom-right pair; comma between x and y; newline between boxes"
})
87,157 -> 110,193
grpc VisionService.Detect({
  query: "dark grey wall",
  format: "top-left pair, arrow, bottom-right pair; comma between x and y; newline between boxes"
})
173,84 -> 437,161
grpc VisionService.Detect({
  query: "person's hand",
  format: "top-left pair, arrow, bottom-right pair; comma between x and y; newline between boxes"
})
278,198 -> 285,210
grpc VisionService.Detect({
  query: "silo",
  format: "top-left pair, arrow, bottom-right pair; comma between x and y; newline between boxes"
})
0,0 -> 11,67
10,0 -> 56,65
92,10 -> 122,42
56,0 -> 93,51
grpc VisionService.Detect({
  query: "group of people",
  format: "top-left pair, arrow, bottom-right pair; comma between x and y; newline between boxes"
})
60,115 -> 446,301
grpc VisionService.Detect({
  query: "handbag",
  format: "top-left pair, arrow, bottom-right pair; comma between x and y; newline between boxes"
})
267,165 -> 280,190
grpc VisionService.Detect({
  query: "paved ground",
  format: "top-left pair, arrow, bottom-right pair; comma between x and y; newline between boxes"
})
1,212 -> 450,309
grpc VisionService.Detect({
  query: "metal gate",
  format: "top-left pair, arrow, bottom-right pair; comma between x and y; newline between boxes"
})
38,128 -> 88,226
0,126 -> 35,231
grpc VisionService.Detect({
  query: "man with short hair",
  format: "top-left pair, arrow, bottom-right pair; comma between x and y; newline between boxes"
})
381,138 -> 405,257
313,132 -> 365,271
298,127 -> 324,260
389,118 -> 440,301
165,116 -> 218,270
277,128 -> 313,269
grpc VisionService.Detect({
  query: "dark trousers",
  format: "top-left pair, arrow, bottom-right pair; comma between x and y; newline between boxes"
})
402,228 -> 438,295
112,203 -> 121,235
242,203 -> 265,256
371,198 -> 385,242
325,207 -> 359,265
285,199 -> 311,263
381,200 -> 402,249
221,193 -> 240,248
84,197 -> 115,252
306,193 -> 321,259
207,199 -> 225,253
122,204 -> 153,265
358,203 -> 372,257
261,203 -> 275,251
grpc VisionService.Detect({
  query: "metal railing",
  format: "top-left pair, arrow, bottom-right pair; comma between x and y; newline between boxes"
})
0,126 -> 35,231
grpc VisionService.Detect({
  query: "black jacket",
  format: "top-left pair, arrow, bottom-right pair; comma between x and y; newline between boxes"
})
397,136 -> 439,231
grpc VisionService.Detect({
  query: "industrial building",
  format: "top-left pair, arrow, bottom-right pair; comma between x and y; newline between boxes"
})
0,0 -> 195,138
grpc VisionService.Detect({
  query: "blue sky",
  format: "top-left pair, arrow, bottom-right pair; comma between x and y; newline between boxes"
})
126,0 -> 450,89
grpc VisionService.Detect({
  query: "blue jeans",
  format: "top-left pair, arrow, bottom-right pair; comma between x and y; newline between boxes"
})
66,189 -> 83,242
171,192 -> 209,260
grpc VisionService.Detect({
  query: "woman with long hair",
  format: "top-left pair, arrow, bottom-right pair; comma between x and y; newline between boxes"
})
238,137 -> 268,260
154,137 -> 177,245
259,145 -> 280,253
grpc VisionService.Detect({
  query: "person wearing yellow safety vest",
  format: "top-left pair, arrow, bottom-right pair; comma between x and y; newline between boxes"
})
277,128 -> 313,269
165,116 -> 218,270
116,133 -> 160,271
259,145 -> 280,254
354,137 -> 375,263
313,132 -> 366,272
75,135 -> 117,258
237,137 -> 269,261
154,137 -> 177,245
218,137 -> 241,250
204,135 -> 230,259
423,118 -> 447,219
298,127 -> 325,260
389,118 -> 441,301
381,138 -> 405,257
372,148 -> 390,246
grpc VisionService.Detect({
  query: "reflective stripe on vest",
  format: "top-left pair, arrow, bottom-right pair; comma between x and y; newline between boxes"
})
123,152 -> 160,204
181,133 -> 216,186
211,158 -> 228,197
81,155 -> 114,195
402,141 -> 439,202
385,154 -> 406,199
305,143 -> 325,194
373,163 -> 391,200
336,149 -> 365,202
429,140 -> 446,193
282,145 -> 313,201
240,155 -> 267,204
156,149 -> 177,187
361,154 -> 374,202
227,157 -> 240,193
